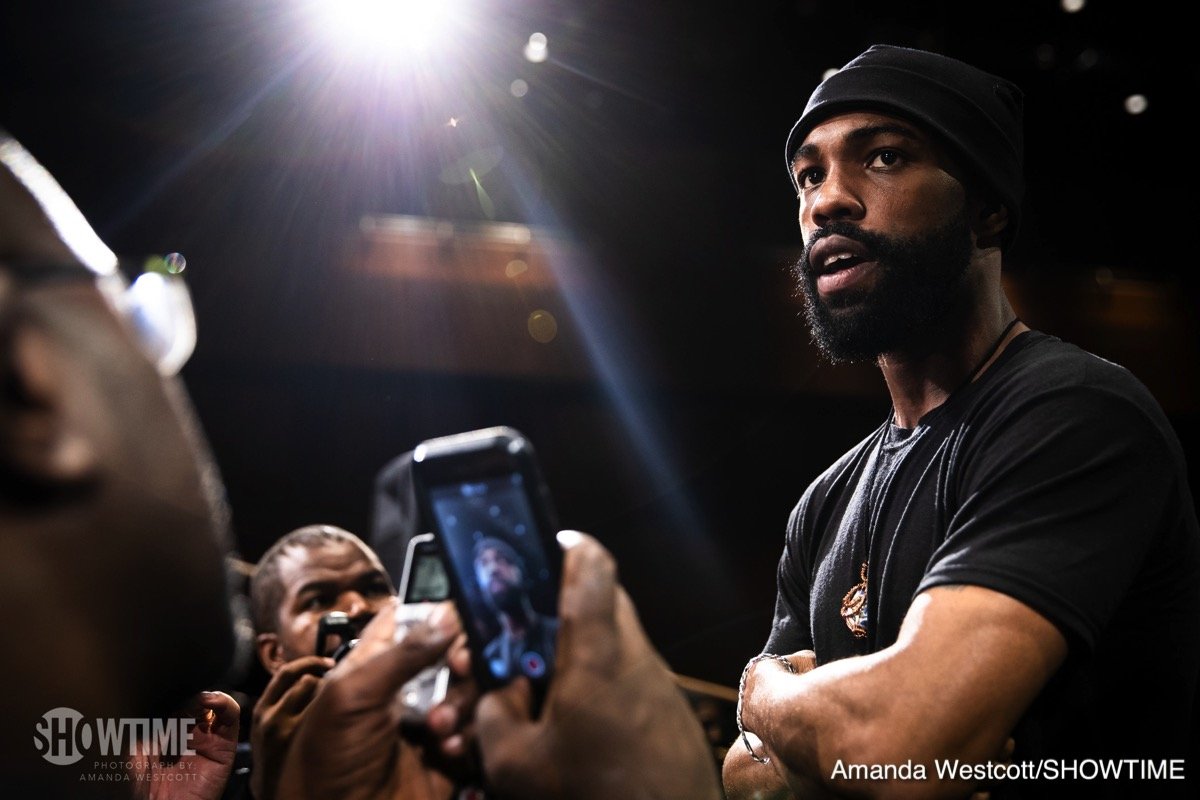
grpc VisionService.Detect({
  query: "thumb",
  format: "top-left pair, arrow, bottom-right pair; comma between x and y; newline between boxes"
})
326,608 -> 459,711
195,691 -> 241,734
477,675 -> 534,745
477,678 -> 549,793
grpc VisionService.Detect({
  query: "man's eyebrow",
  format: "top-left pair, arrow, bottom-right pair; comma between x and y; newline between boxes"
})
792,123 -> 923,167
846,123 -> 922,143
356,569 -> 391,586
293,569 -> 389,597
294,579 -> 337,598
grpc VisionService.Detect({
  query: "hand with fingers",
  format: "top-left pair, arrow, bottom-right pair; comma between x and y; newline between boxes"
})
475,530 -> 724,800
409,632 -> 487,790
129,691 -> 241,800
249,655 -> 335,800
274,598 -> 464,800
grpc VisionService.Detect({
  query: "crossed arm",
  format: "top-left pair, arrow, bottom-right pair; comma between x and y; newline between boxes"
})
724,584 -> 1068,800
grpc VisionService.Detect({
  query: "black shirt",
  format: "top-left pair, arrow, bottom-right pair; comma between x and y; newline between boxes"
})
765,331 -> 1200,794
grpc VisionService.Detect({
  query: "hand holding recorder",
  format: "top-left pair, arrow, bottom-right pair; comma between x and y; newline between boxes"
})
276,597 -> 463,800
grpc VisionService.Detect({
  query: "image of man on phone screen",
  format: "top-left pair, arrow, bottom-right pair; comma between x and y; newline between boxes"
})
473,536 -> 558,681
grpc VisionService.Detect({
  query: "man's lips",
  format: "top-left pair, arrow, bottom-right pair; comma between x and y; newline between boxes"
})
816,262 -> 877,295
807,233 -> 876,295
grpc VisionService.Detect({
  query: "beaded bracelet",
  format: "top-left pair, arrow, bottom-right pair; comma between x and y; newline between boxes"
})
736,653 -> 797,764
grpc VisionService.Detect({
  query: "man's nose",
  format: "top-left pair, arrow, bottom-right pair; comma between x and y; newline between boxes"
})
805,165 -> 865,230
338,590 -> 371,618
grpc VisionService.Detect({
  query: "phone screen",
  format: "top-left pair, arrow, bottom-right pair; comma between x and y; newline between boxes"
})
403,548 -> 450,603
426,472 -> 559,683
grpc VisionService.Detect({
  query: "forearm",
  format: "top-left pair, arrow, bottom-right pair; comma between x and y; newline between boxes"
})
746,654 -> 903,798
742,588 -> 1064,800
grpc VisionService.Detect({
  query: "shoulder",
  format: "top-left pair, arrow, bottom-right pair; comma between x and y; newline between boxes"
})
969,330 -> 1181,451
948,331 -> 1193,513
992,331 -> 1160,407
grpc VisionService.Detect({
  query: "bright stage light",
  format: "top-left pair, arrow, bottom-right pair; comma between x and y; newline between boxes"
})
307,0 -> 460,57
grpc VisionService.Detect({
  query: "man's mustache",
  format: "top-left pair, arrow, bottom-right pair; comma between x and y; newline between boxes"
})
799,221 -> 876,276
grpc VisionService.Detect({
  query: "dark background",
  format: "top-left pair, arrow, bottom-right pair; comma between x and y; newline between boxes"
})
3,0 -> 1197,690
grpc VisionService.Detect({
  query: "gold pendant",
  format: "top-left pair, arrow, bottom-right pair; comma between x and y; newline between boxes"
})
840,561 -> 869,638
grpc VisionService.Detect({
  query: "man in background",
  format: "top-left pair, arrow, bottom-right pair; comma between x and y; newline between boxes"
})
248,524 -> 452,799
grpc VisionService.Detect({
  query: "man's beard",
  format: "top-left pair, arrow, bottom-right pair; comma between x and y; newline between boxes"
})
485,581 -> 525,616
792,211 -> 974,363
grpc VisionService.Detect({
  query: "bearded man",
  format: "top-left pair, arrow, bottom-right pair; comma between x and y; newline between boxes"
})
724,45 -> 1200,800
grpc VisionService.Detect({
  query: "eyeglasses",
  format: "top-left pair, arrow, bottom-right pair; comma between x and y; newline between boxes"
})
2,254 -> 197,377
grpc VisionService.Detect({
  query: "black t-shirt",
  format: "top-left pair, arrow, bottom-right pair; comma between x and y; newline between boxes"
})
765,330 -> 1200,795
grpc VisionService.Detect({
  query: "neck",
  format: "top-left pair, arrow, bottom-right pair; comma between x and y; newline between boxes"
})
878,289 -> 1024,429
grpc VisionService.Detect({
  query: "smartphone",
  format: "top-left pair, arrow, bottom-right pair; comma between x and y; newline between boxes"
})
396,533 -> 452,724
411,426 -> 563,698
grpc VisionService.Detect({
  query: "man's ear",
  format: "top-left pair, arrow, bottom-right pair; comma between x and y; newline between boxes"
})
975,202 -> 1010,250
256,632 -> 284,675
0,312 -> 98,491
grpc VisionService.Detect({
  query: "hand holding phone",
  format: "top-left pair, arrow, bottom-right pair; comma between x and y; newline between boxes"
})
411,426 -> 563,700
474,531 -> 725,800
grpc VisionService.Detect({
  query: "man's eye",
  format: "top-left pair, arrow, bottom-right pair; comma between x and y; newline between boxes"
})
869,149 -> 903,168
303,594 -> 333,610
796,167 -> 823,190
365,582 -> 391,597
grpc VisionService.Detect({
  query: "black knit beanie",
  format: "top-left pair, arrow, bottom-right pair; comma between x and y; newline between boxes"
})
784,44 -> 1025,246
